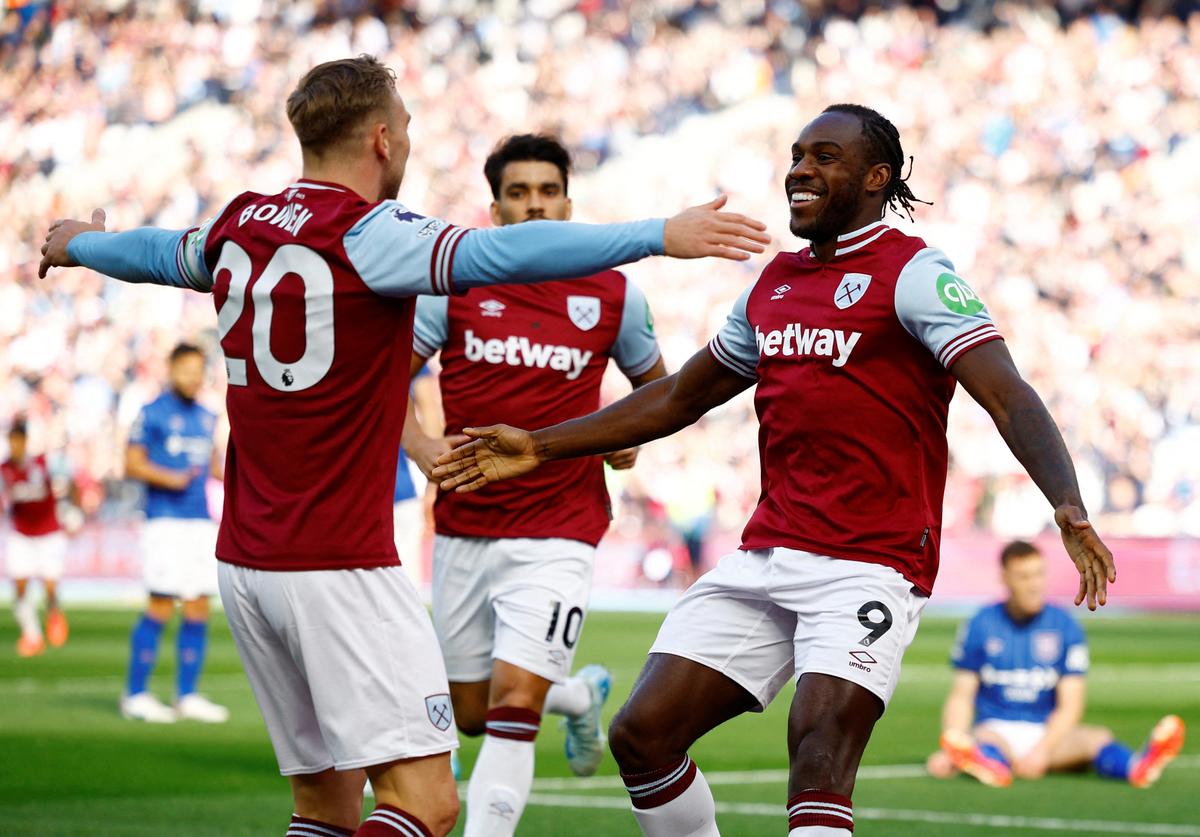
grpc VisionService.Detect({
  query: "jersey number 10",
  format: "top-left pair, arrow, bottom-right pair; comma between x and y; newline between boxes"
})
213,241 -> 336,392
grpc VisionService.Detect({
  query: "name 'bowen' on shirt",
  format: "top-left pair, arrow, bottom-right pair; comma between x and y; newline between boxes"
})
464,329 -> 593,380
754,324 -> 862,367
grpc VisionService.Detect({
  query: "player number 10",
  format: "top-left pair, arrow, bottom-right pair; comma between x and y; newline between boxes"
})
546,601 -> 584,649
213,241 -> 336,392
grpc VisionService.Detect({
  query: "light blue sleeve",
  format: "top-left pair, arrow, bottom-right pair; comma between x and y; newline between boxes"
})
452,218 -> 665,291
344,202 -> 458,297
611,277 -> 661,378
345,202 -> 665,298
67,228 -> 207,290
413,295 -> 450,358
706,283 -> 758,380
894,247 -> 1003,368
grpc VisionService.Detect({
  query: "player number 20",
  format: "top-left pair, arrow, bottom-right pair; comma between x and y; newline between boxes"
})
546,601 -> 584,649
213,241 -> 335,392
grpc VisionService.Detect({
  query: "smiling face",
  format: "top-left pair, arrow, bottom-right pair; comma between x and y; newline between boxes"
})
785,110 -> 890,244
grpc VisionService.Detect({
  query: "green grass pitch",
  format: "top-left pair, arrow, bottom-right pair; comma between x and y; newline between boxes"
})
1,608 -> 1196,835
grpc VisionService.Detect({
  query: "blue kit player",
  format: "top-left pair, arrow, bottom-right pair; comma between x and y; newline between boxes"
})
121,343 -> 228,724
929,540 -> 1184,788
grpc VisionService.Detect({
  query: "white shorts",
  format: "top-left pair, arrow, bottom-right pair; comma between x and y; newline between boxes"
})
141,518 -> 219,600
650,548 -> 928,710
218,562 -> 457,775
975,719 -> 1047,760
431,535 -> 595,684
6,531 -> 67,581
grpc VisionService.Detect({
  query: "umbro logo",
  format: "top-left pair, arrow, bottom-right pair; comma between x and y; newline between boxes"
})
479,299 -> 505,317
849,649 -> 876,672
771,284 -> 792,300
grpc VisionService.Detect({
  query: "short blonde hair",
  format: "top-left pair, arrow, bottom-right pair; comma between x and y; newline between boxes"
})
286,55 -> 397,155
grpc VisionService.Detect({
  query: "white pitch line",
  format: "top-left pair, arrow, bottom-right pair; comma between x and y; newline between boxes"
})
531,764 -> 928,792
525,793 -> 1200,836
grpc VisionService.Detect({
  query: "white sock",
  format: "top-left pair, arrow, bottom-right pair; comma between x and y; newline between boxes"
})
624,755 -> 719,837
464,732 -> 536,836
789,828 -> 852,836
544,675 -> 591,717
14,595 -> 41,639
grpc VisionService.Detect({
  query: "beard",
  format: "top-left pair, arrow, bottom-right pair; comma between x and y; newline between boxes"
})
789,181 -> 864,243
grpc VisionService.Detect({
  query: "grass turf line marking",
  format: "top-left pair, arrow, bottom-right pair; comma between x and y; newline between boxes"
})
531,764 -> 927,791
525,793 -> 1200,835
533,758 -> 1199,792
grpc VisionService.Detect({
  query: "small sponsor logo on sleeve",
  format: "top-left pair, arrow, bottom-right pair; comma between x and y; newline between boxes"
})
937,273 -> 985,315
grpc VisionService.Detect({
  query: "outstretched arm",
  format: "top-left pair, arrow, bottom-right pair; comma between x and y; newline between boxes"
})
450,195 -> 770,290
39,209 -> 210,289
952,340 -> 1115,609
433,348 -> 753,492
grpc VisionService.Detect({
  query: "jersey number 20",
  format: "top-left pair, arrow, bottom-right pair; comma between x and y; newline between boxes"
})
213,241 -> 335,392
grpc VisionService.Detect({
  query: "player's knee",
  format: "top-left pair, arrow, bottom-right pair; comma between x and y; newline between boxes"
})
609,705 -> 676,773
426,786 -> 460,836
788,722 -> 859,794
457,716 -> 486,737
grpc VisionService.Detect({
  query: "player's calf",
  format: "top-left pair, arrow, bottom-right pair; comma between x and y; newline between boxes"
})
463,707 -> 541,836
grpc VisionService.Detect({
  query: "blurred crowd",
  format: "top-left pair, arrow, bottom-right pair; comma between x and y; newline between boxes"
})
2,0 -> 1198,557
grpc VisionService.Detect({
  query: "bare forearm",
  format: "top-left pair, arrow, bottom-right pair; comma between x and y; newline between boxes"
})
531,350 -> 750,463
534,374 -> 701,462
126,458 -> 188,490
942,694 -> 975,735
991,383 -> 1085,512
1039,705 -> 1082,754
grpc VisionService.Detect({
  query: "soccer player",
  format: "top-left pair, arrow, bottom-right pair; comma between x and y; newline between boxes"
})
403,133 -> 667,836
927,540 -> 1185,788
38,56 -> 768,837
1,419 -> 69,657
432,103 -> 1118,837
121,343 -> 228,724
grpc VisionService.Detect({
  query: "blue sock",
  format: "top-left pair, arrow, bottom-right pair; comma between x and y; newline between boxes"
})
1094,741 -> 1134,781
176,619 -> 208,698
979,742 -> 1010,768
126,614 -> 166,696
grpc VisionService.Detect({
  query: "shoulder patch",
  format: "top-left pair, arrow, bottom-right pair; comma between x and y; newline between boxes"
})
936,273 -> 985,315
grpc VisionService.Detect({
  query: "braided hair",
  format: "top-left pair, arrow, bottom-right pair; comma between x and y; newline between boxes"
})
823,104 -> 931,221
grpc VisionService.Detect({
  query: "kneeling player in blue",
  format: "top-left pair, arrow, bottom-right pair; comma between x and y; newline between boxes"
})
927,540 -> 1185,788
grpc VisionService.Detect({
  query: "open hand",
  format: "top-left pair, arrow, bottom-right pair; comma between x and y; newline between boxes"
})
663,195 -> 770,261
1055,504 -> 1116,610
39,208 -> 107,278
433,425 -> 542,493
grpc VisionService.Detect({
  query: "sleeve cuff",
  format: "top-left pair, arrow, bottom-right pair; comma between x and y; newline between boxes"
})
708,336 -> 757,380
939,326 -> 1003,368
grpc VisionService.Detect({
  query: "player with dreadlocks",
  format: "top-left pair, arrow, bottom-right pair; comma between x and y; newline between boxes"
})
431,103 -> 1115,836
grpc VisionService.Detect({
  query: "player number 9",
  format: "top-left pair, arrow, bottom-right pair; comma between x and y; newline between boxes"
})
857,600 -> 893,647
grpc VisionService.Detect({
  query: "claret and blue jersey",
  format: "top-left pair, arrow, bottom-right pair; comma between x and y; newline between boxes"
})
952,602 -> 1089,724
66,180 -> 666,571
129,391 -> 215,520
